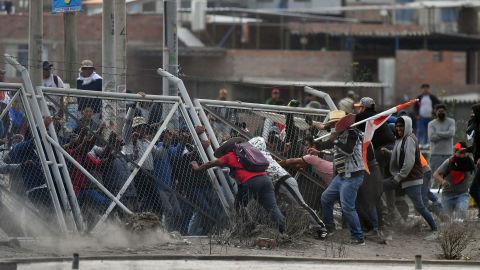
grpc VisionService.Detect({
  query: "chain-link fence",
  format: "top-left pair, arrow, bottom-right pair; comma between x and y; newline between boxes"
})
196,99 -> 331,212
0,83 -> 67,237
39,87 -> 229,235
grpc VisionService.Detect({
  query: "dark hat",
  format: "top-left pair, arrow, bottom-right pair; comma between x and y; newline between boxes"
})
42,61 -> 53,70
214,137 -> 245,158
0,69 -> 5,75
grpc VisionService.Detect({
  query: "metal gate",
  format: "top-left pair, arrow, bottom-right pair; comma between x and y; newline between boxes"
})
1,55 -> 229,237
195,98 -> 331,211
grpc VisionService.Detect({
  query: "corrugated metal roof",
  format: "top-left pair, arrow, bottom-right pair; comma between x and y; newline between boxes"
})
440,92 -> 480,103
241,77 -> 389,88
288,22 -> 430,37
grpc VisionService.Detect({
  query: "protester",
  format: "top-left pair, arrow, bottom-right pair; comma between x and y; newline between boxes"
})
337,90 -> 355,114
42,61 -> 65,89
433,142 -> 475,220
414,84 -> 440,146
77,60 -> 103,120
467,103 -> 480,218
428,104 -> 455,186
218,88 -> 228,101
265,88 -> 285,106
313,113 -> 366,245
153,129 -> 184,231
384,116 -> 438,239
249,136 -> 328,239
191,137 -> 286,233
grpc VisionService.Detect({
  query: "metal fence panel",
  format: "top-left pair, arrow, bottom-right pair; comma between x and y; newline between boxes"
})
197,99 -> 331,212
39,88 -> 228,236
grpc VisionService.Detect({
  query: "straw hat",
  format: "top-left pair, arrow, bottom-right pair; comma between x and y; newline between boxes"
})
326,110 -> 346,124
132,116 -> 147,128
79,59 -> 95,71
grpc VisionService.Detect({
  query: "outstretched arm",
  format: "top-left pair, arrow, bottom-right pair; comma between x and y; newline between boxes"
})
191,159 -> 223,171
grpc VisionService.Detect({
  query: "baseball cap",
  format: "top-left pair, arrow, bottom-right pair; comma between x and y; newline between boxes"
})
354,97 -> 375,109
272,88 -> 280,94
42,61 -> 53,70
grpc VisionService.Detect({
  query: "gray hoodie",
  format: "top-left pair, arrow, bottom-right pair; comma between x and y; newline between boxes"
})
390,116 -> 423,189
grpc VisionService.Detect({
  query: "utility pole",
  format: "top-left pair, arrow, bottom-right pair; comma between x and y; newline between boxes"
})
28,0 -> 43,87
163,0 -> 178,96
64,12 -> 77,87
114,0 -> 127,131
102,0 -> 116,133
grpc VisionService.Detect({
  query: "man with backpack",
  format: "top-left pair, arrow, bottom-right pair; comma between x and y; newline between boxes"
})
191,137 -> 286,233
42,61 -> 65,108
384,116 -> 438,240
433,142 -> 475,220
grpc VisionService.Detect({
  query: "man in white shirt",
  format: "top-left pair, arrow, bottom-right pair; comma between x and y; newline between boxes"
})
42,61 -> 65,107
414,84 -> 440,146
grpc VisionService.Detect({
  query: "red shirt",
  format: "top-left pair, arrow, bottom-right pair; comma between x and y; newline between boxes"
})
218,151 -> 266,184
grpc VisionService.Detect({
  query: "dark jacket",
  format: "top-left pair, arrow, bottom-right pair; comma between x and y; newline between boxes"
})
414,93 -> 440,116
77,75 -> 103,113
355,108 -> 396,149
467,103 -> 480,162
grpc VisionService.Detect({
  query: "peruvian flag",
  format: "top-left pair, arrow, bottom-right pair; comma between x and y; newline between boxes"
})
362,99 -> 418,174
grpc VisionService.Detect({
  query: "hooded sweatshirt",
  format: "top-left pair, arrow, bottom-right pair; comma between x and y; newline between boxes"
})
390,116 -> 424,189
249,137 -> 290,183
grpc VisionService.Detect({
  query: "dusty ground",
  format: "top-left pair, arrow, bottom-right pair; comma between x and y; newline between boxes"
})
1,220 -> 479,262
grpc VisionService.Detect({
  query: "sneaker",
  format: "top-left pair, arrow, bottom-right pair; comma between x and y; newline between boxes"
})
316,229 -> 328,240
349,239 -> 366,246
424,231 -> 438,241
365,229 -> 380,238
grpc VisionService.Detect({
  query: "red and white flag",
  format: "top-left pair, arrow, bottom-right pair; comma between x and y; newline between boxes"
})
362,99 -> 418,174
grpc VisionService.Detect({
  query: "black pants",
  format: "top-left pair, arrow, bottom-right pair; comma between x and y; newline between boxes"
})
470,169 -> 480,212
235,175 -> 286,233
134,170 -> 161,214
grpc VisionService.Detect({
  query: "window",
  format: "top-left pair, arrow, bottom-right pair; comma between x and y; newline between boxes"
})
441,8 -> 457,23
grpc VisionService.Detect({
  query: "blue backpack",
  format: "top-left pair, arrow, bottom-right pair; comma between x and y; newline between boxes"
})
233,142 -> 269,172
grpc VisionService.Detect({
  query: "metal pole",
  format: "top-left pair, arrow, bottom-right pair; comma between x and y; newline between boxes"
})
194,99 -> 237,193
36,86 -> 85,232
41,87 -> 182,102
5,54 -> 70,233
18,88 -> 68,233
178,102 -> 232,216
103,0 -> 117,133
45,135 -> 132,215
28,0 -> 43,87
114,0 -> 127,134
163,0 -> 178,96
158,68 -> 235,206
91,103 -> 179,233
196,99 -> 330,115
304,86 -> 338,111
64,12 -> 77,87
0,91 -> 20,120
415,255 -> 422,269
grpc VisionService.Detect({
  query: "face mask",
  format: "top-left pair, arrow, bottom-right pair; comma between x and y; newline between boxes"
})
437,112 -> 446,120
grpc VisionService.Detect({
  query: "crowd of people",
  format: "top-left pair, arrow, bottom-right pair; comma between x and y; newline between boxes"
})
1,63 -> 480,245
0,60 -> 226,235
193,85 -> 479,245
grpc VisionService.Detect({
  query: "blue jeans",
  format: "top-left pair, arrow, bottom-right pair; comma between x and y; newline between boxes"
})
384,180 -> 437,231
441,193 -> 469,220
321,174 -> 364,241
421,170 -> 439,205
416,117 -> 431,145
